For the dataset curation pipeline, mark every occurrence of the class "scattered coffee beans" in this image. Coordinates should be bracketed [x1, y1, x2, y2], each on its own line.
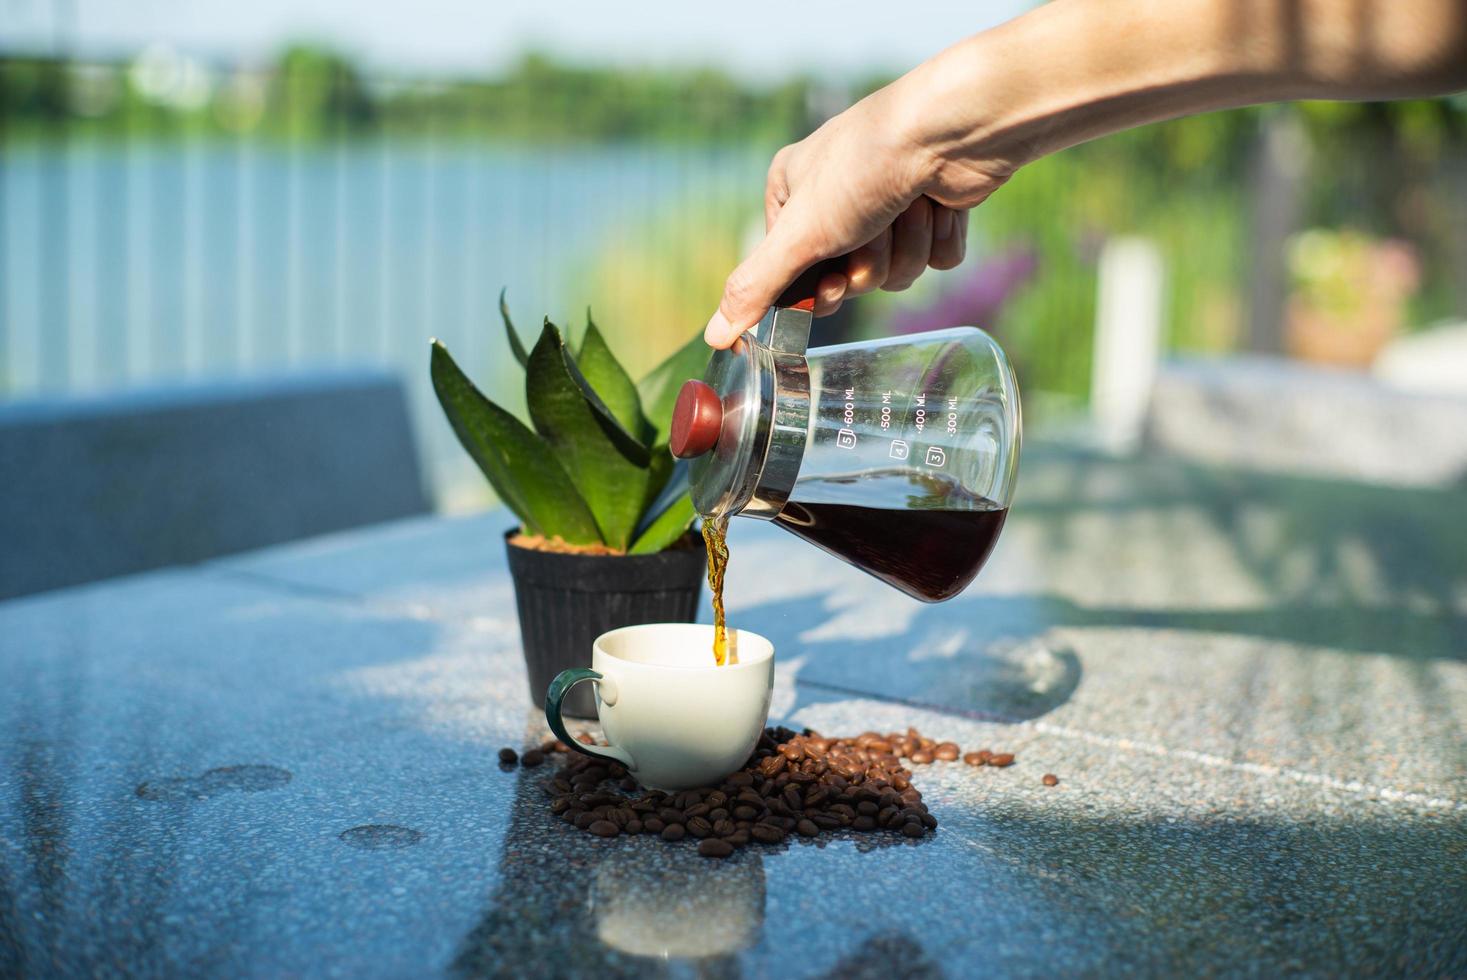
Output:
[521, 749, 545, 768]
[497, 747, 518, 765]
[1042, 773, 1059, 786]
[531, 725, 1021, 858]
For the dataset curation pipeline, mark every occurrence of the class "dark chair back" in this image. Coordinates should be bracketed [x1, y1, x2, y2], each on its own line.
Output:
[0, 369, 429, 599]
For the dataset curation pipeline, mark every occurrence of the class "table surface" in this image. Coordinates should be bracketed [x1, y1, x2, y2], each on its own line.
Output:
[3, 448, 1464, 977]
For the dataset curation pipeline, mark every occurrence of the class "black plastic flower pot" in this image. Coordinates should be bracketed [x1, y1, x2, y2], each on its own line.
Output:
[504, 529, 706, 718]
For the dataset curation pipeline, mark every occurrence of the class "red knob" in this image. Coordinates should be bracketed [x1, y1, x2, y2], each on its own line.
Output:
[669, 380, 723, 458]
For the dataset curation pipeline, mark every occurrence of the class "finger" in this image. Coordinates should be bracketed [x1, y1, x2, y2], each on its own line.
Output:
[812, 271, 848, 317]
[928, 205, 966, 271]
[884, 198, 933, 292]
[844, 227, 892, 297]
[705, 208, 823, 348]
[764, 146, 792, 232]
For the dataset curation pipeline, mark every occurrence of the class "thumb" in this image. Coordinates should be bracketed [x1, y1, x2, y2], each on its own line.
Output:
[705, 209, 827, 348]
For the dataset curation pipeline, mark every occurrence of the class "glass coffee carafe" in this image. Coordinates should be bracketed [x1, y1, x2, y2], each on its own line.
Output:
[670, 268, 1021, 602]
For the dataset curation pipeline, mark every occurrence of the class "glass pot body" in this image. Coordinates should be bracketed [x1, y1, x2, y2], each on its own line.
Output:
[681, 325, 1021, 602]
[773, 327, 1020, 601]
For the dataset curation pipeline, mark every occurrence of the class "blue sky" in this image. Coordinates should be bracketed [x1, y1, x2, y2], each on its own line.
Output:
[1, 0, 1032, 80]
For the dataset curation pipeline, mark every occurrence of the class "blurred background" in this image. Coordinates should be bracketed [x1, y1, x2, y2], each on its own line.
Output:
[4, 0, 1466, 513]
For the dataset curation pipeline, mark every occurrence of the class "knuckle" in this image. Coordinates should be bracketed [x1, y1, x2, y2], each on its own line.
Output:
[722, 267, 760, 311]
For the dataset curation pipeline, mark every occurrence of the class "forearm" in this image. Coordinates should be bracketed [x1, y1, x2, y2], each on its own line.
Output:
[903, 0, 1467, 191]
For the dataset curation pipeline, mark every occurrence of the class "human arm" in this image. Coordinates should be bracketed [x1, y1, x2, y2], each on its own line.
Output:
[705, 0, 1467, 347]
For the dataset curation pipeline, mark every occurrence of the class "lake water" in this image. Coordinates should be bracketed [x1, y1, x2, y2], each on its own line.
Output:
[0, 139, 769, 500]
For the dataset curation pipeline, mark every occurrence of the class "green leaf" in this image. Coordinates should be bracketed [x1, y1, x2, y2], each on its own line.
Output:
[628, 452, 697, 554]
[500, 288, 529, 368]
[577, 311, 653, 444]
[637, 329, 713, 444]
[558, 327, 652, 467]
[526, 322, 655, 551]
[430, 340, 601, 544]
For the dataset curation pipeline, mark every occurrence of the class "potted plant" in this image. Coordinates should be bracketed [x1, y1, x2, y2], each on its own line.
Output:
[1285, 228, 1421, 368]
[431, 293, 710, 717]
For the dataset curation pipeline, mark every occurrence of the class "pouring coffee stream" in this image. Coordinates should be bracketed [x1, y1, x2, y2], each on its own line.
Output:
[672, 260, 1023, 660]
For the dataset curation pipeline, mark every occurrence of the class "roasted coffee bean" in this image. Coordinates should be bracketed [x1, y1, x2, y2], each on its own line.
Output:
[962, 751, 987, 766]
[699, 838, 734, 858]
[498, 747, 518, 765]
[990, 753, 1016, 768]
[521, 749, 546, 768]
[751, 823, 784, 844]
[576, 733, 595, 745]
[1042, 773, 1059, 786]
[588, 820, 619, 837]
[535, 724, 960, 853]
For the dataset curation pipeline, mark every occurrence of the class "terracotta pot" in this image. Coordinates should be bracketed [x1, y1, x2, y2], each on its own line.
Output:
[1285, 299, 1402, 368]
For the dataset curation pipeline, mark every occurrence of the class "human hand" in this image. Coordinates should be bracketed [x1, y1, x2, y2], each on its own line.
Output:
[703, 60, 1022, 348]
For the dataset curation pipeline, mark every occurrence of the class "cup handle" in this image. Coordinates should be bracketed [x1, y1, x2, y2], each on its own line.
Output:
[544, 668, 636, 769]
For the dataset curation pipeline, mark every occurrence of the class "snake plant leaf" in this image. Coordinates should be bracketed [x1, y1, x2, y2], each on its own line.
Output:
[577, 311, 653, 445]
[430, 340, 601, 544]
[628, 452, 696, 554]
[527, 322, 655, 550]
[500, 288, 529, 368]
[637, 329, 713, 444]
[557, 329, 652, 467]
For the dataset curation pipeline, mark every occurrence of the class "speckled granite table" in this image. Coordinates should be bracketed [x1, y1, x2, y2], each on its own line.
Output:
[3, 449, 1464, 977]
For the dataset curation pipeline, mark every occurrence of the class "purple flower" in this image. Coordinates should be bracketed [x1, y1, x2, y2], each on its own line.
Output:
[891, 248, 1039, 336]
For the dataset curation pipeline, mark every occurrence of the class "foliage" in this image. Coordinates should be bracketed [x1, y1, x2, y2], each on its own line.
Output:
[0, 49, 814, 145]
[431, 295, 710, 553]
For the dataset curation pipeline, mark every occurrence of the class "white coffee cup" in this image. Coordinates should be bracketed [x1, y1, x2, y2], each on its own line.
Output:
[544, 623, 774, 791]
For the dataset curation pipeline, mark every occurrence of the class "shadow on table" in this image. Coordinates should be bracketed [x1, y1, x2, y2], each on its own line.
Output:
[950, 804, 1467, 976]
[1021, 450, 1467, 626]
[733, 584, 1464, 730]
[449, 737, 1467, 977]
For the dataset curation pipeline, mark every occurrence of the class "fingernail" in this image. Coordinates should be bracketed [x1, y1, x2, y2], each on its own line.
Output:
[704, 310, 734, 347]
[933, 209, 954, 241]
